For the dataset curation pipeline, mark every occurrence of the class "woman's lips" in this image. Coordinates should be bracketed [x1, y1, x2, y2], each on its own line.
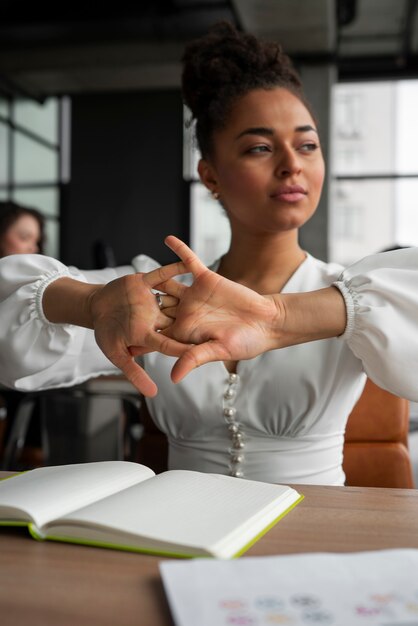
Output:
[274, 191, 306, 202]
[271, 186, 307, 203]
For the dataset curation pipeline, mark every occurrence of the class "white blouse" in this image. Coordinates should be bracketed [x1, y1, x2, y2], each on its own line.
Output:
[1, 247, 418, 485]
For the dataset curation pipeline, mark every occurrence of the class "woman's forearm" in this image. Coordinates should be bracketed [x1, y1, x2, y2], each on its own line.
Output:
[42, 277, 102, 328]
[272, 286, 347, 348]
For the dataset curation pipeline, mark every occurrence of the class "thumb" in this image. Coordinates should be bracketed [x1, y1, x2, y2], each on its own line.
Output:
[171, 341, 231, 382]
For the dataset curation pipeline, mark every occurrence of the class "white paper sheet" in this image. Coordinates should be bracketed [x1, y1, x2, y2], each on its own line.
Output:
[160, 549, 418, 626]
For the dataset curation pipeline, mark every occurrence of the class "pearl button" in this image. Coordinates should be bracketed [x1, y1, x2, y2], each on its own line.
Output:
[223, 408, 236, 418]
[224, 389, 235, 399]
[230, 469, 243, 478]
[228, 373, 238, 383]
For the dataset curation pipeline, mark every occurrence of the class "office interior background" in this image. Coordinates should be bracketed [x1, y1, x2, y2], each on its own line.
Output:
[2, 0, 418, 268]
[1, 0, 418, 479]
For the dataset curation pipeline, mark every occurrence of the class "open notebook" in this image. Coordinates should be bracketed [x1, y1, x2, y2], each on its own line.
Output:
[0, 461, 302, 558]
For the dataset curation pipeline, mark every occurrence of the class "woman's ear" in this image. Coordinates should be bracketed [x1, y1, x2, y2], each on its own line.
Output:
[198, 159, 219, 196]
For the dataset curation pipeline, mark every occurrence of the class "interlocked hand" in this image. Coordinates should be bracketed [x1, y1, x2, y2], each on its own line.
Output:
[158, 236, 282, 382]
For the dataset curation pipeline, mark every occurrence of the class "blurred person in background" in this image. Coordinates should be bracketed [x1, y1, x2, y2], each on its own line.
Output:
[0, 201, 45, 467]
[0, 201, 45, 256]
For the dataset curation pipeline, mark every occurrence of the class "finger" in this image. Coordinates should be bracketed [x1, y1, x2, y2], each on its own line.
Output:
[116, 331, 190, 395]
[164, 236, 207, 278]
[128, 345, 152, 357]
[171, 341, 232, 382]
[127, 329, 190, 358]
[145, 329, 191, 357]
[113, 353, 158, 397]
[153, 277, 187, 299]
[143, 261, 187, 289]
[157, 294, 178, 309]
[156, 312, 175, 330]
[151, 293, 178, 314]
[161, 305, 176, 319]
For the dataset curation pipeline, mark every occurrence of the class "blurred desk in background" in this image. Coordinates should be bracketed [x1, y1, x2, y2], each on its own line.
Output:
[1, 376, 141, 471]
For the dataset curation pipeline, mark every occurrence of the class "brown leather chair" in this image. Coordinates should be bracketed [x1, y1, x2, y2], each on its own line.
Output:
[343, 379, 415, 488]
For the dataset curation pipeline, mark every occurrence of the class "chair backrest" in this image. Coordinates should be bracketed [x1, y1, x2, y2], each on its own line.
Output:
[343, 379, 415, 488]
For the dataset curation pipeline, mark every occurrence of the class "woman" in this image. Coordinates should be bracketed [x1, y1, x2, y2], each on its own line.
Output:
[0, 201, 45, 256]
[0, 201, 45, 465]
[0, 201, 45, 257]
[1, 23, 418, 484]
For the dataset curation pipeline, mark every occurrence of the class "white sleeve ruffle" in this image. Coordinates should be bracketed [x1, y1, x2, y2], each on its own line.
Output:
[334, 247, 418, 400]
[0, 254, 141, 391]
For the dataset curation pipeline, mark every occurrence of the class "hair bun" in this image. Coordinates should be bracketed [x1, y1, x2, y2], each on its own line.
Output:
[181, 21, 307, 157]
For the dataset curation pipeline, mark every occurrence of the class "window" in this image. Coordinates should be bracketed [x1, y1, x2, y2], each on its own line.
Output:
[183, 107, 231, 266]
[0, 97, 71, 258]
[190, 182, 231, 266]
[330, 80, 418, 265]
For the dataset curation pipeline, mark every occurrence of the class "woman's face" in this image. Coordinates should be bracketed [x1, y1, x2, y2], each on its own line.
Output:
[0, 214, 41, 256]
[199, 87, 325, 236]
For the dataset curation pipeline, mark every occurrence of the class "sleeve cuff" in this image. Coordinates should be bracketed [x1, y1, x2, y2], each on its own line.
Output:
[35, 268, 80, 324]
[332, 280, 357, 342]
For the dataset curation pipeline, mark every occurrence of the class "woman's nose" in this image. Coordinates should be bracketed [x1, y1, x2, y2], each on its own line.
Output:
[275, 147, 302, 178]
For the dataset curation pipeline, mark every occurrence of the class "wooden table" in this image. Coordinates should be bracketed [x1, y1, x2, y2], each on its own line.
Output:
[1, 480, 418, 626]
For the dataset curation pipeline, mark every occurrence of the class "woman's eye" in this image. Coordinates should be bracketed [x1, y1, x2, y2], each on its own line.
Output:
[299, 142, 319, 152]
[247, 144, 271, 154]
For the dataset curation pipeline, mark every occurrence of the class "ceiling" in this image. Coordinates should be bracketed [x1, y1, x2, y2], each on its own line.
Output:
[0, 0, 418, 102]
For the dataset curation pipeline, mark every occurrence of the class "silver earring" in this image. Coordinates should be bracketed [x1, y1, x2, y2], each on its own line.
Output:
[212, 190, 220, 200]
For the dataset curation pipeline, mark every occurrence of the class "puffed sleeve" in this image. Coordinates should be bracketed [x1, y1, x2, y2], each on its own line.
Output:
[334, 247, 418, 400]
[0, 253, 149, 391]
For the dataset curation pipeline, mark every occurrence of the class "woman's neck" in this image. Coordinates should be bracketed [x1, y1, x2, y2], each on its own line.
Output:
[217, 231, 306, 294]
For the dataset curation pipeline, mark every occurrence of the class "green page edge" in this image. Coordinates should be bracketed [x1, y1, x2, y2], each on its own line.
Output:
[233, 492, 304, 558]
[0, 472, 27, 482]
[0, 491, 304, 559]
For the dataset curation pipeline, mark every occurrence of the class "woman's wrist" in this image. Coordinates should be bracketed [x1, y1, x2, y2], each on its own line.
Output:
[270, 286, 347, 348]
[42, 277, 103, 328]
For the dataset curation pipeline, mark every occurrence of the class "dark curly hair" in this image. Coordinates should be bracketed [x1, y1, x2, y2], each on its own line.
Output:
[182, 21, 312, 159]
[0, 200, 45, 255]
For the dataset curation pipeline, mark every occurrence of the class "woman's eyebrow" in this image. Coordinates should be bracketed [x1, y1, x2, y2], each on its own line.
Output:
[235, 124, 317, 140]
[296, 124, 318, 133]
[235, 127, 274, 140]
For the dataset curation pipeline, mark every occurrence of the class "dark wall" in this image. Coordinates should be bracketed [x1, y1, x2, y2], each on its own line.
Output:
[61, 90, 189, 269]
